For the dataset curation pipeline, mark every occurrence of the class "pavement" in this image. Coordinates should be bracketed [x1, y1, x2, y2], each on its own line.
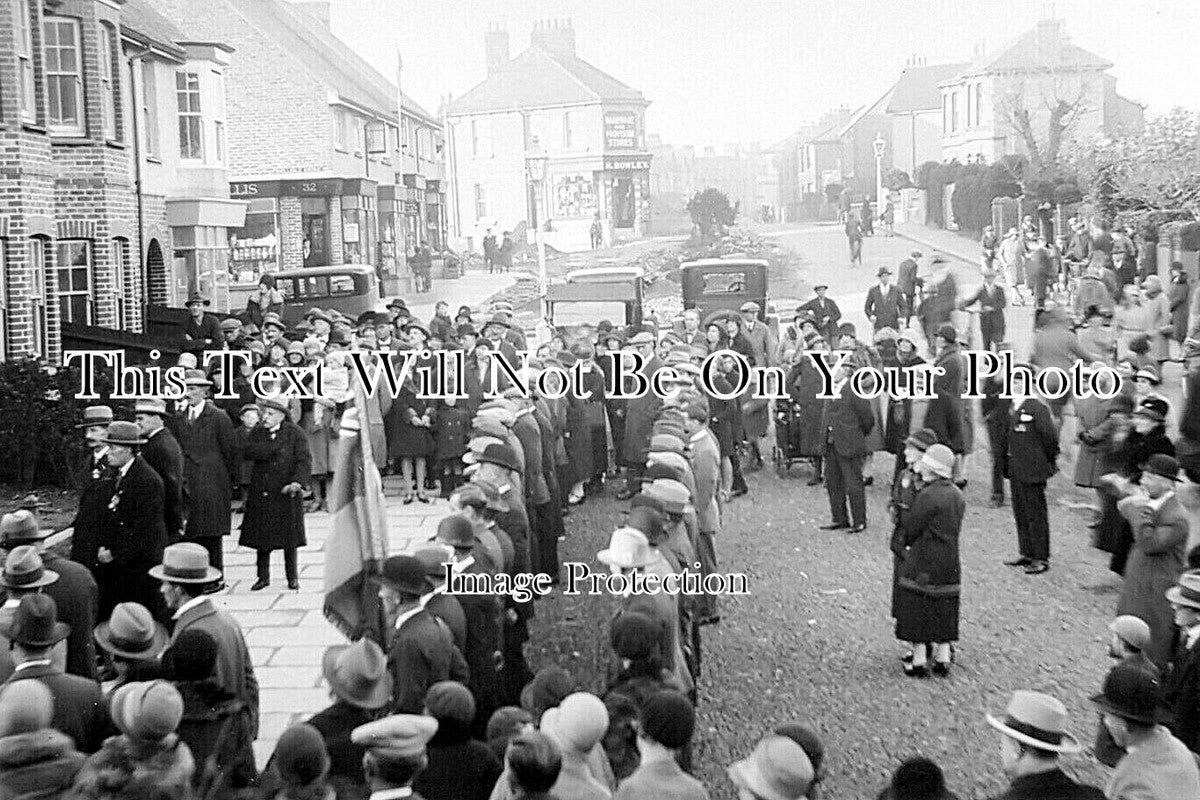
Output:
[219, 479, 443, 767]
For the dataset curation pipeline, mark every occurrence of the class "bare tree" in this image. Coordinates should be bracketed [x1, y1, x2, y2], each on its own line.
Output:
[995, 66, 1092, 179]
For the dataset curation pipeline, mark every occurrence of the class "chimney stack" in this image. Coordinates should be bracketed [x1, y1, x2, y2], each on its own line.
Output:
[485, 24, 510, 76]
[531, 18, 577, 58]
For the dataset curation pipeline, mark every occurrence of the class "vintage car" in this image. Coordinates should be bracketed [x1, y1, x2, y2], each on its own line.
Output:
[679, 256, 773, 327]
[544, 266, 645, 335]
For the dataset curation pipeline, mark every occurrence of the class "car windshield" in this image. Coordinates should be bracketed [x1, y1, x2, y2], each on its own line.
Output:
[701, 271, 748, 294]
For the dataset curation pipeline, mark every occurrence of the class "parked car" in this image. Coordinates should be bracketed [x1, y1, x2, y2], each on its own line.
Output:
[679, 256, 772, 326]
[545, 266, 646, 336]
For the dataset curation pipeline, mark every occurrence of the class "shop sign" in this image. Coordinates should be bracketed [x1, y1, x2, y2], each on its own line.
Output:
[366, 122, 387, 155]
[604, 112, 639, 150]
[603, 155, 652, 172]
[344, 222, 360, 244]
[229, 178, 344, 198]
[403, 201, 421, 215]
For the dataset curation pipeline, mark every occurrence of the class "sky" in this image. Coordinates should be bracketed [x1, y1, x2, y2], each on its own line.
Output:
[328, 0, 1199, 148]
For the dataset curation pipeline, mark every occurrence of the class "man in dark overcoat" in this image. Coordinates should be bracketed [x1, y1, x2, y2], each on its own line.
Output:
[897, 252, 922, 327]
[180, 292, 222, 354]
[69, 405, 115, 570]
[618, 332, 663, 499]
[799, 285, 841, 344]
[1165, 571, 1200, 754]
[981, 342, 1014, 509]
[239, 397, 310, 591]
[960, 267, 1007, 351]
[94, 421, 168, 622]
[176, 369, 239, 580]
[864, 267, 907, 332]
[1, 511, 98, 679]
[134, 397, 184, 542]
[819, 363, 874, 533]
[924, 324, 965, 466]
[1000, 382, 1059, 575]
[434, 515, 505, 736]
[377, 555, 469, 714]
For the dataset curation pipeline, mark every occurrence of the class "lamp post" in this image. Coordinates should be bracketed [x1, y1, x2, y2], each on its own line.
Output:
[526, 148, 549, 312]
[872, 133, 886, 226]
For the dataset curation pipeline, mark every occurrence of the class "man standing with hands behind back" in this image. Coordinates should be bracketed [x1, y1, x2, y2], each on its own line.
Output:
[1001, 374, 1059, 576]
[819, 363, 874, 534]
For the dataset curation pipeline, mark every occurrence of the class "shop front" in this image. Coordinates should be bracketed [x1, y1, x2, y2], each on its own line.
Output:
[599, 154, 651, 236]
[227, 176, 378, 308]
[165, 197, 247, 309]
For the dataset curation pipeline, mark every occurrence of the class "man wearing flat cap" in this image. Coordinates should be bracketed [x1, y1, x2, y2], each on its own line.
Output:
[739, 301, 778, 368]
[352, 713, 438, 799]
[1093, 615, 1160, 767]
[378, 555, 469, 714]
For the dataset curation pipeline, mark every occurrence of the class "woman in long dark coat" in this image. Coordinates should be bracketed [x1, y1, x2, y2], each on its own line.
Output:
[787, 334, 830, 485]
[240, 397, 310, 591]
[894, 444, 965, 678]
[889, 429, 934, 629]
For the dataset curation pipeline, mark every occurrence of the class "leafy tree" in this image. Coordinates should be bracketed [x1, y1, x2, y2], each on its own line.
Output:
[884, 168, 913, 191]
[1067, 108, 1200, 221]
[686, 188, 738, 239]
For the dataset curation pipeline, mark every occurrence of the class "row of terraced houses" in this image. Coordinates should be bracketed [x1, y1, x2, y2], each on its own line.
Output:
[0, 0, 446, 362]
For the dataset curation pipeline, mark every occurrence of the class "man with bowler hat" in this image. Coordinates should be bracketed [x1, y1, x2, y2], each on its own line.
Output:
[984, 690, 1103, 799]
[1092, 662, 1200, 797]
[134, 397, 184, 542]
[1, 510, 97, 680]
[69, 405, 116, 571]
[95, 420, 168, 621]
[152, 542, 259, 739]
[3, 594, 111, 753]
[378, 555, 468, 714]
[1093, 615, 1159, 767]
[175, 369, 239, 583]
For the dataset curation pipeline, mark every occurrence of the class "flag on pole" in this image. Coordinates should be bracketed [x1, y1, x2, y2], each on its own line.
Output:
[323, 382, 389, 643]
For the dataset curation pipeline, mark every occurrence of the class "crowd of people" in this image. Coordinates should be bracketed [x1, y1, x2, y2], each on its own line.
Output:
[3, 209, 1200, 798]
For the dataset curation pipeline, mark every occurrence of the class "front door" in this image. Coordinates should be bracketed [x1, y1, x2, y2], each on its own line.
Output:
[612, 178, 635, 229]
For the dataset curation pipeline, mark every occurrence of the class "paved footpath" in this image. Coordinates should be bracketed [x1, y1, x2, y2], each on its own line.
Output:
[219, 476, 445, 767]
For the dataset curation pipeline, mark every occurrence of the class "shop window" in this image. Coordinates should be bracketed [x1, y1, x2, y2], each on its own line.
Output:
[141, 61, 159, 156]
[44, 16, 84, 135]
[176, 71, 203, 160]
[16, 0, 36, 122]
[99, 23, 119, 140]
[341, 194, 376, 266]
[173, 226, 228, 301]
[56, 240, 93, 325]
[28, 238, 48, 358]
[229, 197, 280, 285]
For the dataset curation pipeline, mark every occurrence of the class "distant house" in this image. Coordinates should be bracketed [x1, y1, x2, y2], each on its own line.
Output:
[886, 62, 969, 177]
[446, 20, 651, 252]
[797, 94, 892, 202]
[939, 18, 1143, 165]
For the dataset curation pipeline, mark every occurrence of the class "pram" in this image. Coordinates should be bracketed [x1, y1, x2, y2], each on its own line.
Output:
[771, 398, 821, 477]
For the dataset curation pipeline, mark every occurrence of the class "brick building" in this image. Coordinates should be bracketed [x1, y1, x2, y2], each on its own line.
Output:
[446, 20, 651, 253]
[149, 0, 446, 302]
[0, 0, 241, 361]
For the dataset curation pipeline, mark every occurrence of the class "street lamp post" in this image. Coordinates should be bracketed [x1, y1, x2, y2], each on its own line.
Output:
[526, 148, 549, 313]
[873, 134, 886, 227]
